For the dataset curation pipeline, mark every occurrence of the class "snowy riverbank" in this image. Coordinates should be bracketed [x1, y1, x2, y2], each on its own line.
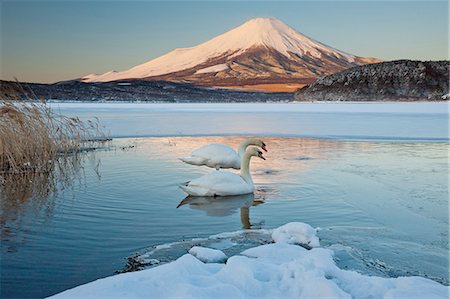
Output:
[49, 222, 448, 299]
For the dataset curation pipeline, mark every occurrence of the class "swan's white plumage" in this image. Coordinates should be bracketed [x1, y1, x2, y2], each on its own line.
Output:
[179, 156, 208, 166]
[180, 171, 253, 197]
[183, 143, 240, 169]
[180, 138, 265, 170]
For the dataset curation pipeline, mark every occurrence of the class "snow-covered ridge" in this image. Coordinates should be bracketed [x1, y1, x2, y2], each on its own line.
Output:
[82, 18, 358, 83]
[48, 222, 449, 299]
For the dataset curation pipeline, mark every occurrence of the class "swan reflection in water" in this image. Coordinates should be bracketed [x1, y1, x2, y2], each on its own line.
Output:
[177, 193, 264, 229]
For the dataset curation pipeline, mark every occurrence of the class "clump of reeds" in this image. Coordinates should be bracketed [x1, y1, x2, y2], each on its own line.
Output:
[0, 81, 108, 201]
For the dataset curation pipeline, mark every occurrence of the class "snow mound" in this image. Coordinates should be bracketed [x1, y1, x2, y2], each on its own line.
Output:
[272, 222, 320, 248]
[48, 222, 449, 299]
[189, 246, 227, 263]
[195, 64, 229, 74]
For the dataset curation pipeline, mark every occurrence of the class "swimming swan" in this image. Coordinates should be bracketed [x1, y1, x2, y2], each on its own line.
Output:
[180, 138, 267, 170]
[180, 147, 265, 197]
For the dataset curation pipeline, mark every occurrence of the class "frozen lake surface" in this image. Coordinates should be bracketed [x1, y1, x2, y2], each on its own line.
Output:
[1, 103, 448, 298]
[49, 102, 448, 141]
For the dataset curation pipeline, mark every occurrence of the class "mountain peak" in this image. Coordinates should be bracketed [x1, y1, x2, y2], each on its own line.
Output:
[225, 17, 294, 44]
[218, 17, 336, 58]
[241, 17, 281, 26]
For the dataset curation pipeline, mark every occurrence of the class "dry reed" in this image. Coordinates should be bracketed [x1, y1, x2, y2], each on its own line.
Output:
[0, 80, 108, 202]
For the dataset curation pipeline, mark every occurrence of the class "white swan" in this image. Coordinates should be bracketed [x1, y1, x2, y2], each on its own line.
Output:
[180, 138, 267, 170]
[180, 147, 266, 197]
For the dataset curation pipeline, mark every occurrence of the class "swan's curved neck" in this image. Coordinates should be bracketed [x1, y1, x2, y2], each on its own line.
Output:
[240, 152, 254, 186]
[237, 139, 252, 158]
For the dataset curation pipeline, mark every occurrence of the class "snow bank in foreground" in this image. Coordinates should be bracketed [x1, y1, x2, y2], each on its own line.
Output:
[49, 222, 448, 299]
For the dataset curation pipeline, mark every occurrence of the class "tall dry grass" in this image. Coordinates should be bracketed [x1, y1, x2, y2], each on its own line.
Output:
[0, 81, 108, 202]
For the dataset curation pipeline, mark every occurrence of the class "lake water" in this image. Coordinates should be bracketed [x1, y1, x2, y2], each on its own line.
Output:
[1, 103, 449, 298]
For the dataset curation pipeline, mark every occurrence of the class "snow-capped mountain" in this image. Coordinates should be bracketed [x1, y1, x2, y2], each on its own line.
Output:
[82, 18, 380, 90]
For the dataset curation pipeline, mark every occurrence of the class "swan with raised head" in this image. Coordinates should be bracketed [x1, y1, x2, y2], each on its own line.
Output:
[180, 147, 265, 197]
[180, 138, 267, 170]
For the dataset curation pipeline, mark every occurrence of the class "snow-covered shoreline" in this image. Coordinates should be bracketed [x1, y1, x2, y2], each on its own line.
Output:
[48, 222, 449, 299]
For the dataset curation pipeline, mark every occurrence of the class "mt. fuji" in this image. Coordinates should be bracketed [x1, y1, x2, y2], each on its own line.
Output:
[81, 18, 380, 91]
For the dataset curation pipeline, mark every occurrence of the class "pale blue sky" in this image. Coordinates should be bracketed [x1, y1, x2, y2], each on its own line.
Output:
[1, 1, 448, 83]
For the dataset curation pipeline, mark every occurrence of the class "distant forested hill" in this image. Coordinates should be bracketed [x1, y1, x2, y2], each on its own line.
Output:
[294, 60, 449, 102]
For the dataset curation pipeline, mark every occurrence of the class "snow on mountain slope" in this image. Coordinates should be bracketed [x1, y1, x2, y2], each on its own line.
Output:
[195, 64, 229, 74]
[82, 18, 380, 85]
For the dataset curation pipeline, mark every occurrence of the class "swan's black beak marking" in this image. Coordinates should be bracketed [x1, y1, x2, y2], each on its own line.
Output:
[261, 143, 267, 152]
[258, 151, 266, 160]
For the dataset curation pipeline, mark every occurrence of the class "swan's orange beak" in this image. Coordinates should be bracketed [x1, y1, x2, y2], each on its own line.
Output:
[258, 152, 266, 160]
[261, 145, 267, 152]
